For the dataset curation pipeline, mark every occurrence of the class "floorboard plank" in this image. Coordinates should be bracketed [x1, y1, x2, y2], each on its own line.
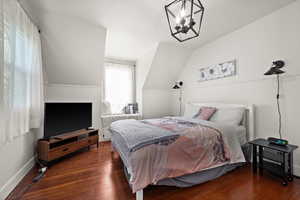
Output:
[6, 142, 300, 200]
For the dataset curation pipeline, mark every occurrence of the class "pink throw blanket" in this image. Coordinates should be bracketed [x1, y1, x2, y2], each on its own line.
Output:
[114, 118, 237, 193]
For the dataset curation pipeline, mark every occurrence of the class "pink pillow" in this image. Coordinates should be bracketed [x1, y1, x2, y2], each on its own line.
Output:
[194, 107, 217, 120]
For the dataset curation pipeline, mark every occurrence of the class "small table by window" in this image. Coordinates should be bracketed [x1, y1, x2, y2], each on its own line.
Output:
[249, 138, 298, 186]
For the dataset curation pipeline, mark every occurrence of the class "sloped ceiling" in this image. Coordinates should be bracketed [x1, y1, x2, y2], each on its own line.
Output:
[143, 43, 192, 90]
[20, 1, 107, 85]
[20, 0, 295, 60]
[136, 45, 159, 94]
[20, 0, 296, 87]
[41, 14, 107, 85]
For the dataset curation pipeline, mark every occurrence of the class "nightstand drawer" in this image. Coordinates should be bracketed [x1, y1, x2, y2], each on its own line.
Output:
[263, 148, 284, 163]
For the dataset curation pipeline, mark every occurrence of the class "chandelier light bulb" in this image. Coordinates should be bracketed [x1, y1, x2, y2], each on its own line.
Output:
[180, 8, 186, 18]
[175, 16, 181, 24]
[180, 17, 186, 26]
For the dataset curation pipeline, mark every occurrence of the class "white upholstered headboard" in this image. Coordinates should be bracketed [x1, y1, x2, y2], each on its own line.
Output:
[186, 102, 255, 142]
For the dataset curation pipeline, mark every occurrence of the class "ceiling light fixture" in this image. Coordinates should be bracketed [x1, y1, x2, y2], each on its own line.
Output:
[165, 0, 204, 42]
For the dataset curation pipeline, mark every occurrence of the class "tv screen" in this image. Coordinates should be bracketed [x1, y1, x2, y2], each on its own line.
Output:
[44, 102, 92, 138]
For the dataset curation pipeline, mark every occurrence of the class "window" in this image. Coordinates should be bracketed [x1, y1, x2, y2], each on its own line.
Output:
[0, 0, 43, 145]
[104, 60, 136, 114]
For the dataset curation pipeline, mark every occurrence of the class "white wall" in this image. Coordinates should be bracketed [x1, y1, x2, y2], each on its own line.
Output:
[137, 43, 191, 118]
[0, 131, 39, 199]
[45, 84, 101, 131]
[40, 13, 106, 86]
[41, 13, 106, 137]
[143, 43, 192, 90]
[136, 45, 158, 115]
[173, 0, 300, 175]
[142, 89, 172, 119]
[0, 10, 107, 199]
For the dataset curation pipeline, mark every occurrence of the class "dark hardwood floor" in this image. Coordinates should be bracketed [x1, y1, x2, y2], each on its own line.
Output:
[6, 142, 300, 200]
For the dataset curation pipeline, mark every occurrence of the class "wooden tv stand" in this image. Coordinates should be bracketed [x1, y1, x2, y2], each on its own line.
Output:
[38, 129, 99, 164]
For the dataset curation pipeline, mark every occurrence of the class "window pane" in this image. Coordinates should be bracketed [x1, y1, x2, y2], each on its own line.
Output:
[104, 63, 134, 114]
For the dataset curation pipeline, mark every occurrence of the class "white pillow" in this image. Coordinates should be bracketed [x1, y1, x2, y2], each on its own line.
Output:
[183, 103, 201, 118]
[210, 107, 245, 126]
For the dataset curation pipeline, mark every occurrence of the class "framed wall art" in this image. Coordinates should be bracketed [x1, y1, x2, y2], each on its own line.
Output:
[198, 60, 236, 82]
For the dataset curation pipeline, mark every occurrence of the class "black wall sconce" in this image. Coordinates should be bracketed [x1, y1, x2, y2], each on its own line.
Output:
[172, 81, 183, 115]
[264, 60, 286, 139]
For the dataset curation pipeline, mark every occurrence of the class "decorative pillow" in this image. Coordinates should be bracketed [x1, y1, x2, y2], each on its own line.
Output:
[194, 107, 217, 120]
[210, 107, 245, 126]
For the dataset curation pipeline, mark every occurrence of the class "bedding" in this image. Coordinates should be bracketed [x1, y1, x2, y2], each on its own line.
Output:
[131, 161, 245, 188]
[110, 117, 245, 193]
[110, 119, 179, 152]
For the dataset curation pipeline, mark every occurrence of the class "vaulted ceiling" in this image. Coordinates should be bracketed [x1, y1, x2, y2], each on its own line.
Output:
[21, 0, 295, 60]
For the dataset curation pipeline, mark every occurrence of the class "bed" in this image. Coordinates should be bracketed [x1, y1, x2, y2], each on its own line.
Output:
[110, 103, 255, 200]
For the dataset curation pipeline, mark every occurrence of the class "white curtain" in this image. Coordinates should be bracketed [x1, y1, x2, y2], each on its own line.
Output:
[0, 0, 44, 145]
[104, 62, 135, 114]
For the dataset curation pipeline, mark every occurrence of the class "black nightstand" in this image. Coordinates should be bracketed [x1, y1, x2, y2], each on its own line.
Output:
[249, 138, 298, 186]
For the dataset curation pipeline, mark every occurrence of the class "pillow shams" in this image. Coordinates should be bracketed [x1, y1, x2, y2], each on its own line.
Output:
[210, 107, 245, 126]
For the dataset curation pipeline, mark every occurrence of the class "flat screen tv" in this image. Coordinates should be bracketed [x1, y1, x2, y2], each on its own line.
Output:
[44, 102, 92, 139]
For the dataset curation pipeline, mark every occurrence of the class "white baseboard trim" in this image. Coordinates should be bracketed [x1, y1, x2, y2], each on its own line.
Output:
[0, 157, 35, 200]
[294, 164, 300, 177]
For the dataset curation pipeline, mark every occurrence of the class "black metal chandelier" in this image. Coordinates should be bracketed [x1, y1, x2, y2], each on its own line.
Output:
[165, 0, 204, 42]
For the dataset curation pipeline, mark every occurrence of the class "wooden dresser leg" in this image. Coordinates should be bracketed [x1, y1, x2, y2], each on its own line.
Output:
[136, 189, 143, 200]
